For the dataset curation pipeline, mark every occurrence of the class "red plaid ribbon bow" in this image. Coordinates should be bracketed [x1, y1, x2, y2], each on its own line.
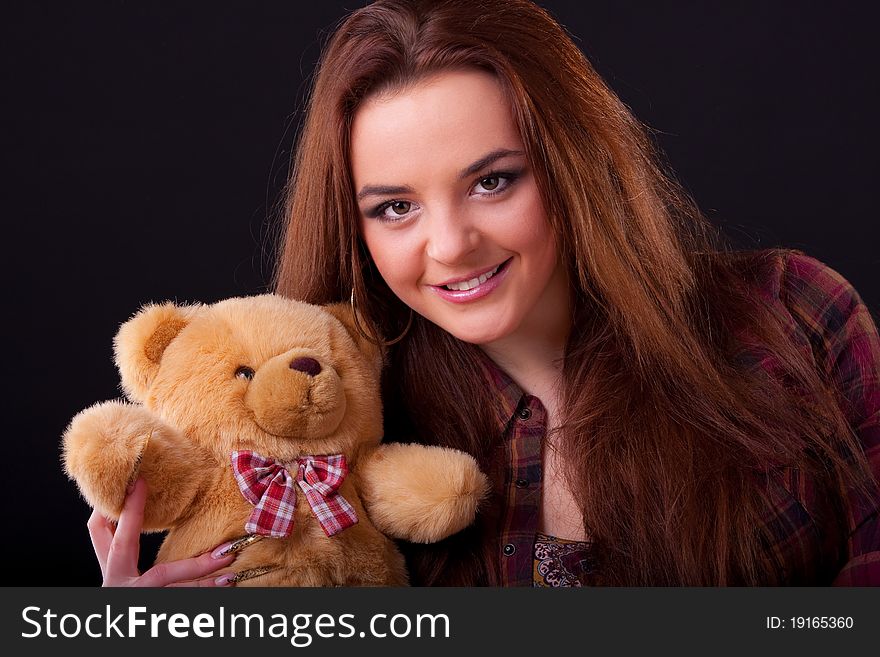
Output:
[231, 450, 358, 538]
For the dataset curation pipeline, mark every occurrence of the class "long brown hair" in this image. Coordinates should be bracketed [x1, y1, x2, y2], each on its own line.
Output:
[274, 0, 877, 585]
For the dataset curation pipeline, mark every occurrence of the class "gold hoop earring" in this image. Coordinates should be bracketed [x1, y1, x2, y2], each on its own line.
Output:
[350, 289, 413, 346]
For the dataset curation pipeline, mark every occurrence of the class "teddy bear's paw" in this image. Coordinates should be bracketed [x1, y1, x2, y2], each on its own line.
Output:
[62, 400, 158, 518]
[359, 443, 490, 543]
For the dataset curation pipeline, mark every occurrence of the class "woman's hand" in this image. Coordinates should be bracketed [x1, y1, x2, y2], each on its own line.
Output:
[87, 478, 237, 587]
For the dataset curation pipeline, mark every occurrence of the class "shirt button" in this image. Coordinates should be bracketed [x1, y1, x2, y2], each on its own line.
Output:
[502, 543, 516, 556]
[515, 478, 529, 488]
[518, 407, 532, 421]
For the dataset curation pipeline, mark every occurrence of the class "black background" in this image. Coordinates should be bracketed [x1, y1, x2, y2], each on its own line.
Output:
[3, 2, 877, 585]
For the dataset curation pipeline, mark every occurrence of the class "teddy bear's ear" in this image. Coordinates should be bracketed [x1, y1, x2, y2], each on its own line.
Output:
[113, 302, 199, 402]
[323, 302, 385, 380]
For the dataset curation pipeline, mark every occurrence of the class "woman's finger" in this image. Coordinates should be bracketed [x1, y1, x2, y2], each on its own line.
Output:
[137, 551, 236, 588]
[86, 510, 115, 580]
[104, 478, 147, 583]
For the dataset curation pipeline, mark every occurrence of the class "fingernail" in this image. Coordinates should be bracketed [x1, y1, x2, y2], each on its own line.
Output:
[211, 534, 263, 559]
[214, 572, 237, 586]
[218, 566, 277, 585]
[211, 543, 235, 559]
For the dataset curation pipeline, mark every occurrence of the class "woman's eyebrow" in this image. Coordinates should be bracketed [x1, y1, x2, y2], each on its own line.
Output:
[356, 183, 414, 202]
[458, 148, 525, 179]
[356, 148, 525, 202]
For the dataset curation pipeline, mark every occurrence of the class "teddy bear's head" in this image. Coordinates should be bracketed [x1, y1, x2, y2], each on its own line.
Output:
[113, 295, 385, 463]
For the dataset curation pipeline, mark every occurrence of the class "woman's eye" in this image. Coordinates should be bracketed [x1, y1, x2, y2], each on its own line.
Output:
[473, 170, 519, 196]
[479, 176, 500, 191]
[389, 201, 411, 215]
[370, 199, 417, 222]
[235, 366, 255, 380]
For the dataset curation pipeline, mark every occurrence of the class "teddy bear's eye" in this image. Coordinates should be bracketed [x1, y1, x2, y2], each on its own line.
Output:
[234, 366, 255, 380]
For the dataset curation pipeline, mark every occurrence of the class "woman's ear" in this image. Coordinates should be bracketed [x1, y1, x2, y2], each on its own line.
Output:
[323, 302, 386, 380]
[113, 302, 199, 402]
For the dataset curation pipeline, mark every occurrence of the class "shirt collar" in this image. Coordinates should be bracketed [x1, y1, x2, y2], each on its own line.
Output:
[475, 349, 525, 434]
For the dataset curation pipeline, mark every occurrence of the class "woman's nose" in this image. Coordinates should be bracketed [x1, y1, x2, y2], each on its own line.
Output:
[424, 208, 479, 265]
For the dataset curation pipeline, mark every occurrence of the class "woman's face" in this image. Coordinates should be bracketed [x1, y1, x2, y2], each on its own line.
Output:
[351, 68, 569, 348]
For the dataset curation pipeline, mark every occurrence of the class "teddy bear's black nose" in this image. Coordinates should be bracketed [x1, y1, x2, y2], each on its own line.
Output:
[289, 357, 322, 377]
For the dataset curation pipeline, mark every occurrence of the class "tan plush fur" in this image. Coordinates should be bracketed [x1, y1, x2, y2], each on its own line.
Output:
[358, 443, 490, 543]
[62, 295, 488, 586]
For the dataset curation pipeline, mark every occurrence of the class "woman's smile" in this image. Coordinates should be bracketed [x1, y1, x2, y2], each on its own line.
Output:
[428, 257, 513, 303]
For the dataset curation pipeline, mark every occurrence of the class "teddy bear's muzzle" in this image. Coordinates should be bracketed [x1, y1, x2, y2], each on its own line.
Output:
[244, 352, 347, 440]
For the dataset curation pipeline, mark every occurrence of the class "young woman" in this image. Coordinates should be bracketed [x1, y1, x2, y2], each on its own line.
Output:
[90, 0, 879, 586]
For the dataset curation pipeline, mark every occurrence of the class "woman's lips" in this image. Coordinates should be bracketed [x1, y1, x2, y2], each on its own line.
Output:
[428, 258, 512, 303]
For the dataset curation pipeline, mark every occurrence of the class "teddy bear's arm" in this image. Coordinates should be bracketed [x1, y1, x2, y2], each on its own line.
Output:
[357, 443, 490, 543]
[63, 400, 212, 530]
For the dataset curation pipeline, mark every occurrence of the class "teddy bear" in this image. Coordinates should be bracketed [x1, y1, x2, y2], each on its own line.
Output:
[62, 294, 488, 586]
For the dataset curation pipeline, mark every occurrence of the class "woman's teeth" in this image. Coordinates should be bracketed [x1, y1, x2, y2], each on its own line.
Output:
[444, 264, 501, 291]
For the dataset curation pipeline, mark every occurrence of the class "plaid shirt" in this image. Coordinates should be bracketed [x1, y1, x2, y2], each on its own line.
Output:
[478, 250, 879, 586]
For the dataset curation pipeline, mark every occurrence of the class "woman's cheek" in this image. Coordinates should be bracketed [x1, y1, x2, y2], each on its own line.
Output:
[366, 233, 423, 300]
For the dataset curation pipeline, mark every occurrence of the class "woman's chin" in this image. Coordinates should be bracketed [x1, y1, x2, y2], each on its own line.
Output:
[416, 302, 516, 346]
[442, 322, 512, 347]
